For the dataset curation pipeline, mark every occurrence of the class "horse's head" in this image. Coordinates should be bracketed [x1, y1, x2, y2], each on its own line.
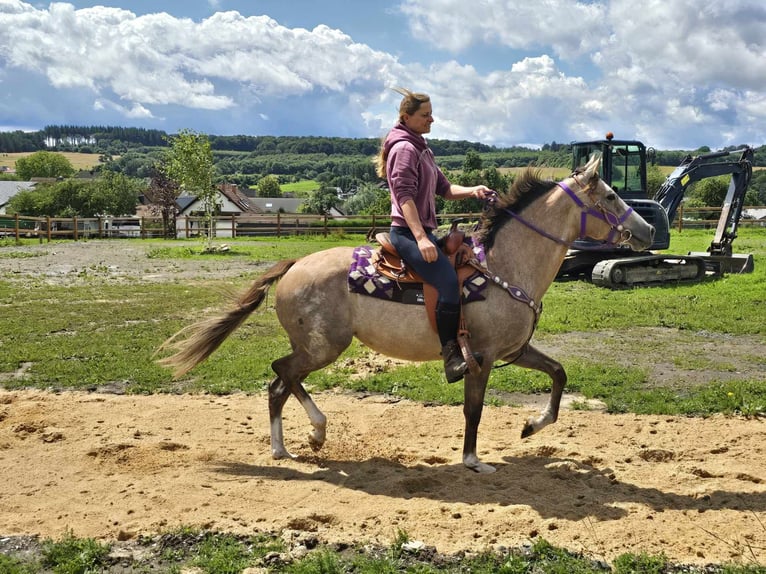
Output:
[562, 153, 655, 251]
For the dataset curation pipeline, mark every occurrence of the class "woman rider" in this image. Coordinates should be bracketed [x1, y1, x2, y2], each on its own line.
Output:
[374, 87, 490, 383]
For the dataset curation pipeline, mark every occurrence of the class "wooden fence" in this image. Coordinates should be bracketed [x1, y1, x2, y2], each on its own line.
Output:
[0, 208, 764, 243]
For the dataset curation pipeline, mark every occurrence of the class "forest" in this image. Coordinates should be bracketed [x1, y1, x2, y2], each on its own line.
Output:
[2, 125, 766, 218]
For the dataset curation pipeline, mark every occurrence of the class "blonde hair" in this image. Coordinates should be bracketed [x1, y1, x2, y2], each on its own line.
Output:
[374, 87, 431, 179]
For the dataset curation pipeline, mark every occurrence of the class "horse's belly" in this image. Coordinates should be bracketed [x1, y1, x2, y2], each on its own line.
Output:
[351, 298, 440, 362]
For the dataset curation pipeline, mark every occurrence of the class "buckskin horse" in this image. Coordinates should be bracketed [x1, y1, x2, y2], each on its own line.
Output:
[158, 154, 654, 473]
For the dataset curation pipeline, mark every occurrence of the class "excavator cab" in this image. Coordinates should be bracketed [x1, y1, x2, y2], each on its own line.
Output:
[573, 136, 647, 199]
[570, 135, 671, 252]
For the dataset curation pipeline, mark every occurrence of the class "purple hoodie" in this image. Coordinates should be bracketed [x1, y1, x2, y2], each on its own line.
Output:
[384, 123, 451, 231]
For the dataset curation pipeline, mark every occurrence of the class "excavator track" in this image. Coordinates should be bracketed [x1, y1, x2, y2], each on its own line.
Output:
[591, 255, 709, 288]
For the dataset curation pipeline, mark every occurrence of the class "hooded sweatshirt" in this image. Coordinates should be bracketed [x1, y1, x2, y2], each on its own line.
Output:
[384, 122, 451, 231]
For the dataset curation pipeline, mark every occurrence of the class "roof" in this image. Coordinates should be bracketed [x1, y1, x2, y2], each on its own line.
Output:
[0, 181, 37, 207]
[248, 197, 306, 213]
[218, 183, 261, 214]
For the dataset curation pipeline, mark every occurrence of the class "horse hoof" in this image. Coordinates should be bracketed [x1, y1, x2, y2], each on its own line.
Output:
[521, 422, 535, 438]
[308, 433, 325, 452]
[463, 454, 496, 474]
[272, 448, 296, 460]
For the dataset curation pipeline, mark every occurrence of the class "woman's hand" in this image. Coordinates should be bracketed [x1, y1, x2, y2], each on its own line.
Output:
[470, 185, 492, 199]
[417, 236, 438, 263]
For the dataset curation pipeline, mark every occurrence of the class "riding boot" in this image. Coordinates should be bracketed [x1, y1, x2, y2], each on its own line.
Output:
[436, 302, 469, 383]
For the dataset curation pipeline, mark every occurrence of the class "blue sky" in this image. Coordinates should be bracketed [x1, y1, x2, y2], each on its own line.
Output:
[1, 0, 765, 150]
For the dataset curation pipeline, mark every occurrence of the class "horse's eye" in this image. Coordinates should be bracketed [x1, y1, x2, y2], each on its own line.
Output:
[606, 193, 617, 201]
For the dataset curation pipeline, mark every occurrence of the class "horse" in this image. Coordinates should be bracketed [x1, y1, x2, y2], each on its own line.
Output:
[158, 153, 655, 474]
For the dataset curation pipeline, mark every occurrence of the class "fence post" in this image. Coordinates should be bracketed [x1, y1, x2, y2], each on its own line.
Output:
[231, 215, 236, 238]
[14, 213, 19, 243]
[277, 212, 281, 238]
[323, 214, 328, 237]
[98, 216, 104, 238]
[678, 204, 683, 233]
[46, 216, 52, 242]
[73, 216, 78, 241]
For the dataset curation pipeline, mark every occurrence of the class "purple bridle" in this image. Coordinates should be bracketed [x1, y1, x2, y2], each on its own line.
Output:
[490, 174, 635, 247]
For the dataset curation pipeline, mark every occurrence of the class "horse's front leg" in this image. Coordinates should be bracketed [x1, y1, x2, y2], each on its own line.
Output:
[510, 344, 567, 438]
[462, 367, 496, 473]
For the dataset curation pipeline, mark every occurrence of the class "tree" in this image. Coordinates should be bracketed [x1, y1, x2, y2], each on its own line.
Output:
[145, 164, 181, 239]
[15, 151, 75, 180]
[646, 164, 667, 198]
[164, 129, 217, 249]
[85, 170, 144, 216]
[687, 177, 729, 207]
[257, 175, 282, 198]
[301, 185, 340, 215]
[463, 149, 482, 172]
[342, 183, 389, 215]
[8, 174, 142, 217]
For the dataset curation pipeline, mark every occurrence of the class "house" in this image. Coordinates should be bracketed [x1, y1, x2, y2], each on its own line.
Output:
[175, 183, 267, 237]
[177, 183, 263, 218]
[0, 181, 36, 215]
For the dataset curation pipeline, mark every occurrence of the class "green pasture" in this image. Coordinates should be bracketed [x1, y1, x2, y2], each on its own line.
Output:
[0, 229, 764, 417]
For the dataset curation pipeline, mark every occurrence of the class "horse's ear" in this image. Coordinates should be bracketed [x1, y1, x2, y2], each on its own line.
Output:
[584, 152, 602, 179]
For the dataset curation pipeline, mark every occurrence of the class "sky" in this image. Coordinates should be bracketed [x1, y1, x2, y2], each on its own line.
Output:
[0, 0, 765, 150]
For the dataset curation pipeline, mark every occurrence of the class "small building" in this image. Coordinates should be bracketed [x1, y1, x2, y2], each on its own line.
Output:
[0, 181, 37, 215]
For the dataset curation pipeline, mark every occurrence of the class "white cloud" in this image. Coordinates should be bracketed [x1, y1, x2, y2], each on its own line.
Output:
[0, 2, 401, 123]
[0, 0, 765, 148]
[398, 0, 607, 57]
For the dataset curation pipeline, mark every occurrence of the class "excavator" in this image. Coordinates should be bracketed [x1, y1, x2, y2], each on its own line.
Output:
[557, 133, 755, 287]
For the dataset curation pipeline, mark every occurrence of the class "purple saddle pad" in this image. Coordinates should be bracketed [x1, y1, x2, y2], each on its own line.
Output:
[347, 239, 488, 305]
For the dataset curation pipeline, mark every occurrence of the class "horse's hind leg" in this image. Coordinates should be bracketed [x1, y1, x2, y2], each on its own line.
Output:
[268, 341, 347, 458]
[510, 344, 567, 438]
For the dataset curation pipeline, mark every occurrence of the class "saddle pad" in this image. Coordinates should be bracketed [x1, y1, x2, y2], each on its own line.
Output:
[347, 241, 488, 305]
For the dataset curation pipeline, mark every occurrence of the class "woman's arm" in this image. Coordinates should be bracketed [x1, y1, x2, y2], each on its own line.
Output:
[444, 184, 492, 201]
[400, 199, 438, 263]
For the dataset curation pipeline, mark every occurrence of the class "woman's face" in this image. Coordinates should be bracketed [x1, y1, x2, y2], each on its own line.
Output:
[403, 101, 433, 135]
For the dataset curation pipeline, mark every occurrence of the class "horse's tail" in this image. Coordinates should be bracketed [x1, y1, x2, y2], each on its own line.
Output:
[157, 258, 298, 378]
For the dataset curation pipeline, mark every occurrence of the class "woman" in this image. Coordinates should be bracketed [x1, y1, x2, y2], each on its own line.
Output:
[374, 88, 491, 383]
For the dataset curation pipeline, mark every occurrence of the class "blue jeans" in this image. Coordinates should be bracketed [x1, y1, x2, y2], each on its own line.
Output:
[389, 226, 460, 305]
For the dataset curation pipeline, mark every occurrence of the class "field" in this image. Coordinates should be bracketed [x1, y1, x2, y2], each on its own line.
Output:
[0, 151, 103, 171]
[0, 231, 765, 572]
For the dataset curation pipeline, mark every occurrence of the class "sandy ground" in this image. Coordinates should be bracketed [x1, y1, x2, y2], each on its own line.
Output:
[1, 389, 766, 566]
[1, 240, 766, 567]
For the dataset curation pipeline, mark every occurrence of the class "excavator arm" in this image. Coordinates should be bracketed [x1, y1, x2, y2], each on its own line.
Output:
[652, 147, 754, 256]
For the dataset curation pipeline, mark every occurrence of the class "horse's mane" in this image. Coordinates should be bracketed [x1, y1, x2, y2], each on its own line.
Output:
[473, 167, 557, 251]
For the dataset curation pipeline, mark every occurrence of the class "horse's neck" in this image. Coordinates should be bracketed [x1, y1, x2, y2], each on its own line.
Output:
[485, 194, 576, 301]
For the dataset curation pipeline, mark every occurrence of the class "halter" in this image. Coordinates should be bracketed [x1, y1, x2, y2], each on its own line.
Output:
[560, 171, 635, 245]
[488, 172, 635, 248]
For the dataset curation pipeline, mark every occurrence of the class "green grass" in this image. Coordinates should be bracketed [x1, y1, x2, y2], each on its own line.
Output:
[40, 530, 111, 574]
[146, 234, 361, 263]
[0, 229, 764, 416]
[278, 179, 320, 196]
[7, 528, 764, 573]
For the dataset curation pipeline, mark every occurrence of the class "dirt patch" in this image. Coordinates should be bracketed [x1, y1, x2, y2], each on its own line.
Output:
[1, 240, 766, 568]
[1, 389, 766, 567]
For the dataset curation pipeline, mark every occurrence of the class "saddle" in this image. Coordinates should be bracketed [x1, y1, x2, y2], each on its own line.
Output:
[372, 222, 483, 375]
